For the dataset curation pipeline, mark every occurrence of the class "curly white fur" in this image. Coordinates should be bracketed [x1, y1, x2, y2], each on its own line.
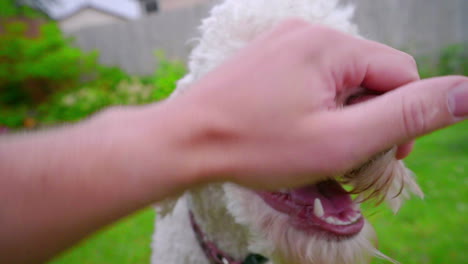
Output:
[152, 1, 423, 264]
[173, 0, 357, 96]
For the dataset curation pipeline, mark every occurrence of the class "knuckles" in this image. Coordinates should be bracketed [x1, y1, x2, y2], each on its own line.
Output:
[271, 19, 347, 57]
[275, 18, 311, 31]
[400, 94, 430, 138]
[274, 18, 344, 42]
[399, 52, 420, 80]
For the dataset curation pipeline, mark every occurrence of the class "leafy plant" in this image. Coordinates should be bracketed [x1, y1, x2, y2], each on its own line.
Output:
[0, 20, 98, 106]
[418, 44, 467, 78]
[0, 48, 186, 128]
[0, 0, 47, 18]
[0, 107, 30, 128]
[36, 53, 186, 125]
[38, 78, 154, 124]
[151, 51, 186, 101]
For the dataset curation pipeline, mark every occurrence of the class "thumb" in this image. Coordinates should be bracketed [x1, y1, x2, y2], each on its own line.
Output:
[329, 76, 468, 164]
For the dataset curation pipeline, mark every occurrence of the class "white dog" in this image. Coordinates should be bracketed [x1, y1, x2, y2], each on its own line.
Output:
[151, 1, 424, 263]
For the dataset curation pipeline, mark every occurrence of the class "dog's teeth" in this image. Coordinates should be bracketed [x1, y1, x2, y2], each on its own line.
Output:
[334, 218, 347, 225]
[348, 212, 361, 223]
[353, 213, 362, 222]
[325, 216, 337, 225]
[313, 199, 361, 225]
[314, 198, 325, 218]
[324, 215, 361, 226]
[326, 217, 344, 225]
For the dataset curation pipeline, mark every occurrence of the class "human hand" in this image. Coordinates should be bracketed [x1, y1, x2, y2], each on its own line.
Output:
[1, 20, 465, 263]
[167, 19, 468, 189]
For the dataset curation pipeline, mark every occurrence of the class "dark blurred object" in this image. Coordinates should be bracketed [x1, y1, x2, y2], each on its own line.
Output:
[139, 0, 159, 14]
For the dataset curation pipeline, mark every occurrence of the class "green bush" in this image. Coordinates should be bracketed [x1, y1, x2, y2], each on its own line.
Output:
[0, 20, 98, 106]
[151, 52, 186, 101]
[38, 78, 153, 124]
[0, 50, 185, 128]
[38, 55, 186, 125]
[95, 66, 131, 90]
[0, 107, 29, 128]
[3, 41, 464, 130]
[0, 0, 46, 18]
[418, 44, 467, 78]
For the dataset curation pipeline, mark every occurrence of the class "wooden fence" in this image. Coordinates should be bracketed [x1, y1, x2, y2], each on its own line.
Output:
[70, 0, 467, 75]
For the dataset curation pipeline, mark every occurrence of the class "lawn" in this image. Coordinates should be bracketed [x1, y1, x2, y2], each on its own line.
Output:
[49, 122, 467, 264]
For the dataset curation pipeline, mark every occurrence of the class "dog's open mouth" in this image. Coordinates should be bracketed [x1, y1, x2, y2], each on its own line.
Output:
[255, 91, 389, 238]
[258, 179, 364, 238]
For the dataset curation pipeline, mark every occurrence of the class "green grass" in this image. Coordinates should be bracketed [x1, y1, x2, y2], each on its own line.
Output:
[369, 121, 468, 264]
[49, 210, 155, 264]
[49, 122, 467, 264]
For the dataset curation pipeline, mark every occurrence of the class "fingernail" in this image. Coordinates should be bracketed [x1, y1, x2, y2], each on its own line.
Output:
[449, 82, 468, 118]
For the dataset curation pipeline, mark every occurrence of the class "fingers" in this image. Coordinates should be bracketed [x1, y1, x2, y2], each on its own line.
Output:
[291, 23, 420, 93]
[395, 141, 415, 160]
[360, 47, 420, 92]
[316, 76, 468, 169]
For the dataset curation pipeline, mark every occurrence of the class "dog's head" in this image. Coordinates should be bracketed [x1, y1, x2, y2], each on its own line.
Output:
[166, 1, 423, 263]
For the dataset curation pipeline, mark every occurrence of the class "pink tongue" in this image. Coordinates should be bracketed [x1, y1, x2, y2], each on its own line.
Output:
[290, 180, 353, 214]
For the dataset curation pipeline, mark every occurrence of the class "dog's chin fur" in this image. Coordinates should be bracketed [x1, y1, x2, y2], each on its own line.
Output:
[223, 184, 379, 264]
[221, 149, 422, 264]
[152, 1, 424, 263]
[154, 148, 422, 264]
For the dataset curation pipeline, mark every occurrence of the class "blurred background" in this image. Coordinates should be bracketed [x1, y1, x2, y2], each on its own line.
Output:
[0, 0, 466, 263]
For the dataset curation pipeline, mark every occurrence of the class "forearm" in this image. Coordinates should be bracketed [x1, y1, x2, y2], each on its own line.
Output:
[0, 103, 205, 264]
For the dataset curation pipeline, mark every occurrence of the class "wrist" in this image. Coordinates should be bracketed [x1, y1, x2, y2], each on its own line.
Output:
[154, 98, 238, 188]
[87, 101, 228, 202]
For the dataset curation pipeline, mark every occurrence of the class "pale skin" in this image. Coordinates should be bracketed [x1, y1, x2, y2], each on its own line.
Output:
[0, 20, 467, 264]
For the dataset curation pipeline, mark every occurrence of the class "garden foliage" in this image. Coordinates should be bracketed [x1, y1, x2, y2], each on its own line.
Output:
[418, 44, 468, 78]
[0, 16, 185, 128]
[0, 0, 47, 18]
[0, 3, 464, 129]
[37, 53, 185, 125]
[0, 21, 97, 106]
